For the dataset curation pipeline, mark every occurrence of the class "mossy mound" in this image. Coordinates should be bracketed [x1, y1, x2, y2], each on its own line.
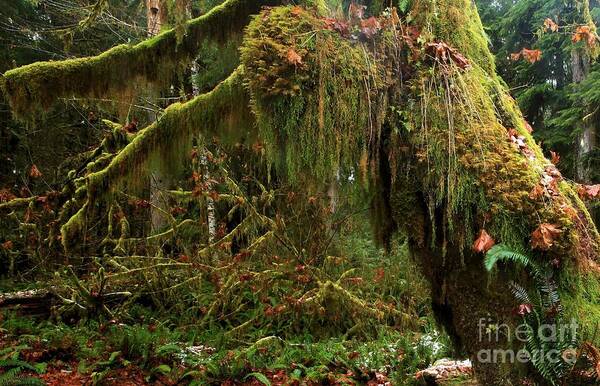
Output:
[241, 5, 391, 183]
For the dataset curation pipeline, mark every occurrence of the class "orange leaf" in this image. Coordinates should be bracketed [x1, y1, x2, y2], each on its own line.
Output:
[286, 48, 303, 66]
[531, 223, 562, 250]
[472, 229, 495, 253]
[529, 184, 545, 200]
[521, 48, 542, 63]
[550, 150, 560, 165]
[29, 164, 42, 178]
[544, 18, 559, 33]
[290, 6, 303, 16]
[572, 25, 596, 47]
[510, 52, 522, 61]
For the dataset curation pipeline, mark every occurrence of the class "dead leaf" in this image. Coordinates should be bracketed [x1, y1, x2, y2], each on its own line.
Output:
[523, 120, 533, 133]
[290, 5, 303, 16]
[531, 223, 563, 250]
[578, 184, 600, 200]
[544, 18, 559, 33]
[360, 17, 381, 39]
[550, 150, 560, 165]
[472, 229, 495, 253]
[529, 184, 546, 200]
[29, 164, 42, 178]
[425, 41, 470, 69]
[1, 240, 13, 250]
[0, 189, 16, 203]
[286, 48, 303, 66]
[348, 2, 365, 19]
[516, 303, 533, 316]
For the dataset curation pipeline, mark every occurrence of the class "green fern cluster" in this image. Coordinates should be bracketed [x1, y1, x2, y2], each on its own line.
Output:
[485, 244, 574, 385]
[0, 359, 44, 386]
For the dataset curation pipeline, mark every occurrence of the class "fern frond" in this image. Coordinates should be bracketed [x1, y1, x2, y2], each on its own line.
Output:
[484, 244, 538, 273]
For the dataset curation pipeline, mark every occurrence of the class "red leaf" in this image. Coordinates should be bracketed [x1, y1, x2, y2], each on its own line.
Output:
[286, 48, 302, 66]
[472, 229, 495, 253]
[531, 223, 563, 250]
[0, 189, 16, 203]
[516, 303, 533, 316]
[29, 164, 42, 178]
[577, 184, 600, 200]
[1, 240, 13, 250]
[360, 17, 381, 39]
[290, 6, 303, 16]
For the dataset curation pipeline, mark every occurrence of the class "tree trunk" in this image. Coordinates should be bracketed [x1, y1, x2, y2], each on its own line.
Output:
[241, 1, 600, 383]
[572, 41, 596, 184]
[146, 0, 170, 234]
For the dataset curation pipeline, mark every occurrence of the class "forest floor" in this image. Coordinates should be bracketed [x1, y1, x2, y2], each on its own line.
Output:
[0, 309, 476, 385]
[1, 226, 476, 385]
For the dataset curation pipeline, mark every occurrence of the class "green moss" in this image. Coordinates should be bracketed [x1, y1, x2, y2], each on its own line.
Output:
[241, 5, 389, 183]
[1, 0, 280, 119]
[409, 0, 496, 75]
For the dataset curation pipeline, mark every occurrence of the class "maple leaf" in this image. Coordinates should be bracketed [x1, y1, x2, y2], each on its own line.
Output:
[0, 189, 16, 203]
[531, 223, 563, 250]
[425, 41, 471, 69]
[286, 48, 302, 66]
[472, 229, 495, 253]
[521, 48, 542, 63]
[1, 240, 13, 250]
[510, 52, 522, 61]
[360, 17, 381, 39]
[529, 184, 545, 200]
[516, 303, 533, 316]
[578, 184, 600, 200]
[560, 203, 578, 221]
[572, 25, 597, 47]
[29, 164, 42, 178]
[544, 18, 559, 33]
[550, 150, 560, 165]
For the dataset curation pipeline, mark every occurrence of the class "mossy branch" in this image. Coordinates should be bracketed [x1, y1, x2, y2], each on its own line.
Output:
[60, 68, 254, 252]
[1, 0, 279, 118]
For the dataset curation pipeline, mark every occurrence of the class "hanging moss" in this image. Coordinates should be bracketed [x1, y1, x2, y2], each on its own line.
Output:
[240, 5, 390, 183]
[60, 69, 252, 250]
[1, 0, 280, 119]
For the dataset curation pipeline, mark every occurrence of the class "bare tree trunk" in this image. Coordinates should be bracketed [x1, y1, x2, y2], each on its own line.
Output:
[146, 0, 170, 234]
[572, 49, 596, 183]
